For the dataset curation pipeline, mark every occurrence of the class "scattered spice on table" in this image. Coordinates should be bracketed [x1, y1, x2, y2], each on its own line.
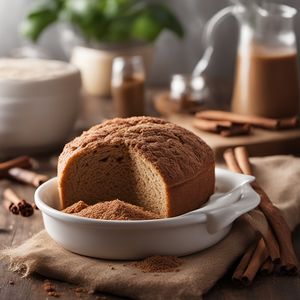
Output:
[132, 255, 184, 273]
[74, 287, 88, 298]
[43, 279, 60, 297]
[75, 287, 88, 293]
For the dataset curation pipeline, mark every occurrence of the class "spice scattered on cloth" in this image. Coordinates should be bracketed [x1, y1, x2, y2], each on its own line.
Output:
[63, 199, 160, 220]
[132, 255, 184, 273]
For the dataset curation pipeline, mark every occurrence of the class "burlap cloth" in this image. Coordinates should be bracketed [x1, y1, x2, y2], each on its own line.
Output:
[1, 156, 300, 299]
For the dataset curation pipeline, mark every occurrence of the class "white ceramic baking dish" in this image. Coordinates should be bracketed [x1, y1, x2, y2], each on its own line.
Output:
[35, 168, 260, 260]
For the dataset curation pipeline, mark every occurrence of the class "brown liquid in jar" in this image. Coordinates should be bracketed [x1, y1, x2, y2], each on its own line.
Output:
[232, 47, 299, 118]
[112, 76, 145, 118]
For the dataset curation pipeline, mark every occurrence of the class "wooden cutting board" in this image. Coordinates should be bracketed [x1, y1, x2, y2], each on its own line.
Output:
[167, 114, 300, 161]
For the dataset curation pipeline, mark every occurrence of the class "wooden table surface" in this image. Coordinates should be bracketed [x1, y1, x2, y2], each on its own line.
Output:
[1, 94, 300, 300]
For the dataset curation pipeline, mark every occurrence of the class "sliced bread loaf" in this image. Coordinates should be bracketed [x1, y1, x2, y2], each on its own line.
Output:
[58, 116, 215, 217]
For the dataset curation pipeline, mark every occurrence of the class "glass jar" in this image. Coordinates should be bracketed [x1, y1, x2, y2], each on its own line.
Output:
[111, 56, 145, 118]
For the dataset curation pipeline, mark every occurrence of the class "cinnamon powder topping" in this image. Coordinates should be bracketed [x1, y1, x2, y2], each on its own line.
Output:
[62, 200, 88, 214]
[63, 199, 160, 220]
[132, 255, 183, 273]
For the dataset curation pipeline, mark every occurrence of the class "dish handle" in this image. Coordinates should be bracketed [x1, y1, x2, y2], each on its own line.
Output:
[204, 184, 260, 234]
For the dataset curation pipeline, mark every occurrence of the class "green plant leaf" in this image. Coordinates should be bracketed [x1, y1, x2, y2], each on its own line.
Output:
[64, 0, 98, 21]
[21, 0, 184, 44]
[130, 3, 184, 42]
[143, 4, 184, 38]
[131, 13, 162, 42]
[102, 17, 132, 42]
[20, 0, 64, 42]
[21, 9, 58, 42]
[100, 0, 136, 18]
[63, 0, 106, 40]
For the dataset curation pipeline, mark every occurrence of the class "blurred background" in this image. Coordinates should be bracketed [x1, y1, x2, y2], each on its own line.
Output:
[1, 0, 300, 87]
[1, 0, 300, 157]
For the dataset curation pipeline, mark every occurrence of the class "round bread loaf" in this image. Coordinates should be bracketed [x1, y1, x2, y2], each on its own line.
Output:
[58, 116, 215, 217]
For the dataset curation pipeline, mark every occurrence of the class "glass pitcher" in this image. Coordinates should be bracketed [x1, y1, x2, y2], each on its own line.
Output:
[193, 0, 299, 118]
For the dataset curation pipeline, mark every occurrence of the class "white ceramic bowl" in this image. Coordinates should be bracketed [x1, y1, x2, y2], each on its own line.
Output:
[0, 58, 81, 156]
[35, 168, 260, 260]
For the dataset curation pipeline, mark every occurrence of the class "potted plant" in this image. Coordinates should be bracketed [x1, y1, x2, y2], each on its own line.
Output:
[22, 0, 184, 96]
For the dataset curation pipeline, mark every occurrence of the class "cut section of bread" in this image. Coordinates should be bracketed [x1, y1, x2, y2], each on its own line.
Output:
[58, 116, 215, 217]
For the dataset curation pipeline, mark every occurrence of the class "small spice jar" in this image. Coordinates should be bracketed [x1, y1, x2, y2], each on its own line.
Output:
[111, 56, 145, 118]
[170, 74, 208, 105]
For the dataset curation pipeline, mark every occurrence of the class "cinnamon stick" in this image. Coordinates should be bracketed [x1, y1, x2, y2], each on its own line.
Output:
[196, 110, 278, 129]
[232, 241, 257, 283]
[233, 147, 252, 175]
[3, 188, 33, 217]
[278, 116, 299, 129]
[242, 211, 280, 263]
[8, 168, 49, 188]
[262, 226, 281, 264]
[220, 124, 251, 137]
[196, 110, 299, 130]
[240, 238, 269, 286]
[225, 146, 299, 283]
[254, 184, 298, 275]
[3, 198, 19, 215]
[0, 156, 34, 178]
[260, 258, 274, 275]
[193, 118, 232, 132]
[223, 149, 243, 173]
[231, 146, 298, 274]
[193, 118, 251, 137]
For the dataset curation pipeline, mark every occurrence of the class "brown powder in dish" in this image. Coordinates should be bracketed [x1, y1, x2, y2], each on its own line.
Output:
[62, 200, 88, 214]
[63, 199, 160, 220]
[76, 200, 160, 220]
[132, 255, 184, 273]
